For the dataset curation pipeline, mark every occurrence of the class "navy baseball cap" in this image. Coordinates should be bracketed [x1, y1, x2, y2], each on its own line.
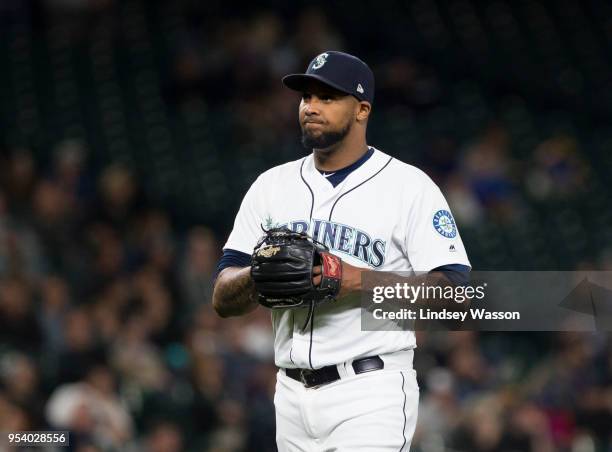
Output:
[282, 51, 375, 104]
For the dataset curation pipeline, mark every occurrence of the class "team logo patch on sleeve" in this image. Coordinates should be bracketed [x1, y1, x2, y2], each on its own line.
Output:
[433, 210, 457, 238]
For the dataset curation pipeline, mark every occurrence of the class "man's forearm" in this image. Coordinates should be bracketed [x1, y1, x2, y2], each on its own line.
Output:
[344, 264, 464, 308]
[342, 263, 454, 303]
[212, 267, 259, 317]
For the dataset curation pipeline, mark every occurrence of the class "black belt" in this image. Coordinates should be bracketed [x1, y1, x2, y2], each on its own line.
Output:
[285, 355, 384, 388]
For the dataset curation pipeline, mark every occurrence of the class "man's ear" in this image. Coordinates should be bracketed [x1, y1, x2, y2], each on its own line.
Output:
[356, 101, 371, 122]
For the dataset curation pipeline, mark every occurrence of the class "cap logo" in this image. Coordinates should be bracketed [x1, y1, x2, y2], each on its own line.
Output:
[356, 83, 364, 94]
[312, 53, 329, 70]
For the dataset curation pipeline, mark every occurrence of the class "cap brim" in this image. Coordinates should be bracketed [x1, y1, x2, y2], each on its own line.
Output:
[282, 74, 352, 96]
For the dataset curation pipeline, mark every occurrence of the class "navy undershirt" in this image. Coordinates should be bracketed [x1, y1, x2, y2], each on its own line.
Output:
[215, 249, 469, 285]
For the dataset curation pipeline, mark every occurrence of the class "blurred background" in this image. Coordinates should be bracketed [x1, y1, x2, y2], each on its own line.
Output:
[0, 0, 611, 451]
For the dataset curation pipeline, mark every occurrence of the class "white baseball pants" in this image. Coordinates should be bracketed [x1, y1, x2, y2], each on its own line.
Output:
[274, 351, 419, 452]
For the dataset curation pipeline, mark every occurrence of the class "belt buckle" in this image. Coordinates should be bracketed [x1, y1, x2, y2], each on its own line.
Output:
[299, 369, 314, 387]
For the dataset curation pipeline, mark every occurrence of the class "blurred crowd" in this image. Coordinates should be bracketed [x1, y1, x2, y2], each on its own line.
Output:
[0, 140, 277, 451]
[0, 142, 610, 452]
[413, 332, 612, 452]
[1, 0, 611, 451]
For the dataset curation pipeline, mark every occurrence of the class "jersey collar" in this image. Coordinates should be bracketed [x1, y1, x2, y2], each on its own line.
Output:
[317, 147, 375, 187]
[302, 147, 389, 193]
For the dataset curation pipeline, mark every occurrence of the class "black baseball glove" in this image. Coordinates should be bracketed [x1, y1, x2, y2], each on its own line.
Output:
[250, 227, 342, 309]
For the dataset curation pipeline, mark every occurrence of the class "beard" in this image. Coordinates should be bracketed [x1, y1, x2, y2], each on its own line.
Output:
[301, 120, 352, 150]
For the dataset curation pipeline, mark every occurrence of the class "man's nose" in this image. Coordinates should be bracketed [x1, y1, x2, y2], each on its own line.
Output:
[304, 101, 320, 115]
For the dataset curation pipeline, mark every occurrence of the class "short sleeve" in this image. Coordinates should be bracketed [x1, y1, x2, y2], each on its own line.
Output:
[404, 177, 471, 272]
[223, 175, 268, 254]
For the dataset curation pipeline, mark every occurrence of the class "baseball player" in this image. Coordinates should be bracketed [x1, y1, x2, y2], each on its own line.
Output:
[213, 51, 470, 451]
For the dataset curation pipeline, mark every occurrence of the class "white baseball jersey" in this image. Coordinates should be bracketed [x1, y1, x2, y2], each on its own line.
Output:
[224, 147, 470, 369]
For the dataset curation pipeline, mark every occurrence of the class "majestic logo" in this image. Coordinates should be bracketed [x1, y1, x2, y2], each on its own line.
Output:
[257, 246, 280, 258]
[433, 210, 457, 238]
[449, 244, 456, 252]
[356, 83, 364, 94]
[312, 53, 329, 70]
